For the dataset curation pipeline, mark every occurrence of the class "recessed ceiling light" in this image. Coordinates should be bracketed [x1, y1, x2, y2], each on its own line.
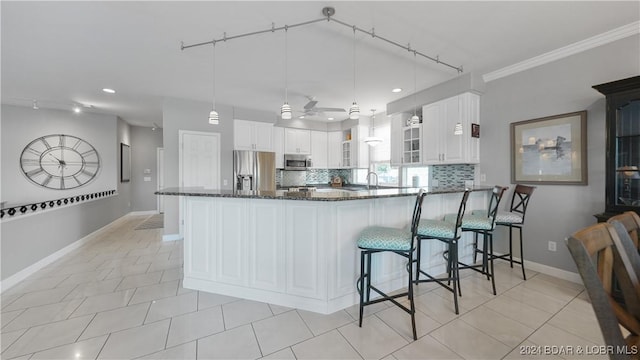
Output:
[73, 105, 81, 113]
[299, 115, 305, 119]
[102, 88, 116, 94]
[327, 117, 334, 121]
[392, 88, 402, 93]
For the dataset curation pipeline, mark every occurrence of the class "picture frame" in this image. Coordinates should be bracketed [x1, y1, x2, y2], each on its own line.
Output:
[511, 110, 587, 185]
[471, 123, 480, 138]
[120, 143, 131, 183]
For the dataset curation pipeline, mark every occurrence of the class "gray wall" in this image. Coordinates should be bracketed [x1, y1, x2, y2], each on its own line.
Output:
[130, 126, 163, 211]
[480, 35, 639, 272]
[162, 98, 275, 235]
[1, 105, 118, 204]
[1, 108, 132, 280]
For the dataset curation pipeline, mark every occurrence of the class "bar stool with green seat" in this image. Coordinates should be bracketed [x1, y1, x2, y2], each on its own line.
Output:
[414, 190, 471, 315]
[446, 186, 507, 296]
[471, 184, 535, 280]
[357, 189, 426, 341]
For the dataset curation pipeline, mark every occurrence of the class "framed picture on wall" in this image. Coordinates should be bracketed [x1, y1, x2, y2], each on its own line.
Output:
[511, 111, 587, 185]
[121, 143, 131, 183]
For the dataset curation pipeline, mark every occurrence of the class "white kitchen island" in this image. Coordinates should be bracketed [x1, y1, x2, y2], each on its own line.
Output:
[157, 187, 490, 314]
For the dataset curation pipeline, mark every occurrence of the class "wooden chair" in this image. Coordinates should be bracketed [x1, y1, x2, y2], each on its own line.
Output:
[567, 222, 640, 358]
[609, 211, 640, 250]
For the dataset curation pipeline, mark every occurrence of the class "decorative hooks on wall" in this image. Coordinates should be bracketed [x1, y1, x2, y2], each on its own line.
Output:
[180, 7, 463, 74]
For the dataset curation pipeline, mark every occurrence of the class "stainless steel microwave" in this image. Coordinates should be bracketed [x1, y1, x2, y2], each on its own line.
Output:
[284, 154, 311, 171]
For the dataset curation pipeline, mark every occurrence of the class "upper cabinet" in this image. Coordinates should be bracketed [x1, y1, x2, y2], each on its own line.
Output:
[327, 131, 342, 168]
[310, 131, 328, 168]
[342, 126, 369, 169]
[390, 114, 404, 167]
[234, 119, 273, 151]
[273, 127, 285, 169]
[403, 124, 422, 165]
[284, 128, 311, 155]
[422, 93, 480, 165]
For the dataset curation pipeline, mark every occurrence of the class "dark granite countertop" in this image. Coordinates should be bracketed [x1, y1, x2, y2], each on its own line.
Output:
[155, 186, 494, 202]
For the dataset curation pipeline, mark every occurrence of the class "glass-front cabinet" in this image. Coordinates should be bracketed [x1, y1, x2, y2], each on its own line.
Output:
[594, 76, 640, 217]
[403, 125, 421, 164]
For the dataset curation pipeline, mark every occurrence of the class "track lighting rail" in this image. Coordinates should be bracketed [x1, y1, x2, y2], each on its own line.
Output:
[180, 7, 462, 74]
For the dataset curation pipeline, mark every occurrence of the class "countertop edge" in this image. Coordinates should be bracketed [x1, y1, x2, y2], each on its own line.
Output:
[155, 186, 494, 201]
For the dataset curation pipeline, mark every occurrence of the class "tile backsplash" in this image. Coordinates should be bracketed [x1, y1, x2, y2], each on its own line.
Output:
[430, 164, 476, 187]
[277, 169, 352, 187]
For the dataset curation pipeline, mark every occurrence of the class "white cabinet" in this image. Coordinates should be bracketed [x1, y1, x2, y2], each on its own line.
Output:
[403, 125, 422, 164]
[284, 128, 311, 154]
[234, 120, 273, 151]
[327, 131, 342, 168]
[341, 126, 369, 169]
[390, 114, 404, 166]
[310, 131, 328, 168]
[273, 127, 284, 169]
[422, 93, 480, 165]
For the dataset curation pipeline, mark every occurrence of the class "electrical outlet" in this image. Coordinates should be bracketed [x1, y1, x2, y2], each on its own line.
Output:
[223, 179, 228, 186]
[548, 241, 557, 252]
[480, 173, 487, 182]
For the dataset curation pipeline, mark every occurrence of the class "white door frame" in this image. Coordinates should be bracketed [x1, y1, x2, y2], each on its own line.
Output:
[178, 130, 221, 236]
[157, 147, 164, 213]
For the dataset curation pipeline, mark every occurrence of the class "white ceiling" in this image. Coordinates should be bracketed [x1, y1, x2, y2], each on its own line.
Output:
[2, 1, 639, 127]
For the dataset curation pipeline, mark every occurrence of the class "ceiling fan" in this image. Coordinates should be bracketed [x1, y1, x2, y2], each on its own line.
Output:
[298, 96, 346, 116]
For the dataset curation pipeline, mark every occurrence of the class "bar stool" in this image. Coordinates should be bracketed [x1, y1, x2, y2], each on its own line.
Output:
[472, 184, 535, 280]
[356, 189, 426, 341]
[414, 190, 471, 315]
[446, 186, 507, 296]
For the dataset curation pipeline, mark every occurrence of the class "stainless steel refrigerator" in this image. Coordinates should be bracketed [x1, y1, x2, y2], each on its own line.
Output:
[233, 150, 276, 191]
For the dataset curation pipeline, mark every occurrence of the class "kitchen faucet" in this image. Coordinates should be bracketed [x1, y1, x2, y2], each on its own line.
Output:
[366, 171, 379, 190]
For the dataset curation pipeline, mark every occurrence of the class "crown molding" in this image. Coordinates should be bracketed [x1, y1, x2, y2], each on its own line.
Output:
[483, 21, 640, 83]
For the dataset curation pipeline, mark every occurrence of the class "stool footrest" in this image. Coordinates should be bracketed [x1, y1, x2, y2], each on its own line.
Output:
[415, 269, 458, 295]
[363, 285, 412, 315]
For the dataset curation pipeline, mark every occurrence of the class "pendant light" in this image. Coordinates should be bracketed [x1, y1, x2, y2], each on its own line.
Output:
[281, 26, 292, 120]
[349, 26, 360, 120]
[208, 41, 219, 125]
[410, 49, 420, 126]
[364, 109, 383, 147]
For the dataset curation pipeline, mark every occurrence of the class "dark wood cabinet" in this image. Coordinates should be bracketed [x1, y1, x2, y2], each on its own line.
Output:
[593, 76, 640, 219]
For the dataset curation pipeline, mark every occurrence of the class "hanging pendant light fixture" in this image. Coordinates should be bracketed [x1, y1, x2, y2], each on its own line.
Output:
[364, 109, 383, 147]
[208, 41, 219, 125]
[349, 26, 360, 120]
[410, 49, 420, 126]
[281, 26, 292, 120]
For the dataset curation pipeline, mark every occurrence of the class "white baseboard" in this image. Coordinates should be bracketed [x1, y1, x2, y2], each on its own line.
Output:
[162, 234, 183, 242]
[491, 251, 582, 284]
[524, 260, 582, 284]
[0, 214, 131, 293]
[129, 210, 159, 216]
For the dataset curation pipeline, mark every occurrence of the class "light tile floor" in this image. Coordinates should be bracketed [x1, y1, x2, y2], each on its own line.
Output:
[1, 215, 607, 359]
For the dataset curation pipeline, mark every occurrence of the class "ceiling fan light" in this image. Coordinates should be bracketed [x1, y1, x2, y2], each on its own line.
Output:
[281, 103, 292, 120]
[209, 109, 219, 125]
[349, 102, 360, 120]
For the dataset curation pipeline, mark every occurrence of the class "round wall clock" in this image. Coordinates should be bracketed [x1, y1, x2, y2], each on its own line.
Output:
[20, 134, 100, 190]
